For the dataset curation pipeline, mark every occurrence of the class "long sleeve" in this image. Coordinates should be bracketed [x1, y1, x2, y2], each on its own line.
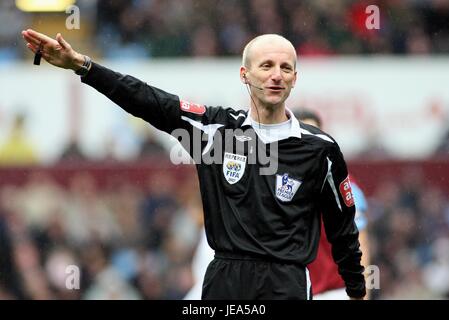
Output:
[81, 62, 183, 134]
[80, 62, 232, 159]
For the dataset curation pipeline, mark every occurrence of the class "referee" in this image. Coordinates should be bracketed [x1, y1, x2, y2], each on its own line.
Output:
[21, 30, 366, 300]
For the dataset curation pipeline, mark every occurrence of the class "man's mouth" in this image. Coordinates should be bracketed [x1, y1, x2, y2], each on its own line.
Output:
[267, 86, 284, 92]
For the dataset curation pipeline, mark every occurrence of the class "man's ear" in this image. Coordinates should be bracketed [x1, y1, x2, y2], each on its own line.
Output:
[240, 66, 248, 84]
[292, 71, 298, 88]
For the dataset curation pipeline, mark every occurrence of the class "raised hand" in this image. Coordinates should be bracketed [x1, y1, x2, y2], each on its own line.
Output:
[21, 29, 85, 71]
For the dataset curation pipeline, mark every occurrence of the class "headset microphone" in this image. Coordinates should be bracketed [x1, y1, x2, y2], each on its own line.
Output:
[247, 82, 264, 90]
[244, 74, 264, 90]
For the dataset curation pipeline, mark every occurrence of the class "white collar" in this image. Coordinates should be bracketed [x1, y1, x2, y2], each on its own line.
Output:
[241, 107, 302, 139]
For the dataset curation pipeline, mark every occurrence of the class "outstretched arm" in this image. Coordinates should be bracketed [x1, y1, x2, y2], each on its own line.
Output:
[21, 29, 86, 72]
[21, 28, 212, 144]
[20, 28, 182, 133]
[20, 28, 220, 154]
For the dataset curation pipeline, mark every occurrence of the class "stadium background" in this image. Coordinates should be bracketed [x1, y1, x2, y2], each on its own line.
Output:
[1, 0, 449, 299]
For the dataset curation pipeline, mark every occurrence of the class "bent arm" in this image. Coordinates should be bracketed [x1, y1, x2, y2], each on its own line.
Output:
[358, 229, 371, 299]
[319, 146, 366, 299]
[352, 182, 371, 299]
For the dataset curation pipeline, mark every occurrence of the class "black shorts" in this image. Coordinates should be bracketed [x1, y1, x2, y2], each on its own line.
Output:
[201, 252, 312, 300]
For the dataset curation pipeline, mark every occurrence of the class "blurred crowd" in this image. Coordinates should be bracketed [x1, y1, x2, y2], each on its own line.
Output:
[368, 169, 449, 299]
[1, 0, 449, 61]
[0, 165, 203, 299]
[94, 0, 449, 57]
[1, 159, 449, 299]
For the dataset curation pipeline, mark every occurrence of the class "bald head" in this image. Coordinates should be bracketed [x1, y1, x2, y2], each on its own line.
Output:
[242, 34, 297, 69]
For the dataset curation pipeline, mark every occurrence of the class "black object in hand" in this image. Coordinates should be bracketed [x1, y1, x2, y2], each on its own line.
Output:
[33, 42, 42, 65]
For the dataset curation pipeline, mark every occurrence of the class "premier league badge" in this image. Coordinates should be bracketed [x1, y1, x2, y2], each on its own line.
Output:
[223, 152, 247, 184]
[275, 173, 301, 202]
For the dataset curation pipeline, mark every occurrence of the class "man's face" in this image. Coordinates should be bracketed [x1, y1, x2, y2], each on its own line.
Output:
[242, 39, 297, 109]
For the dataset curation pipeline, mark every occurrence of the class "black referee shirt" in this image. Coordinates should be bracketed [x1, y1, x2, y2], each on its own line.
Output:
[81, 62, 366, 298]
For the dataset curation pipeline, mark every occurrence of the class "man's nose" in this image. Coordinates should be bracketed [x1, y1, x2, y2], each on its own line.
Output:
[270, 68, 282, 81]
